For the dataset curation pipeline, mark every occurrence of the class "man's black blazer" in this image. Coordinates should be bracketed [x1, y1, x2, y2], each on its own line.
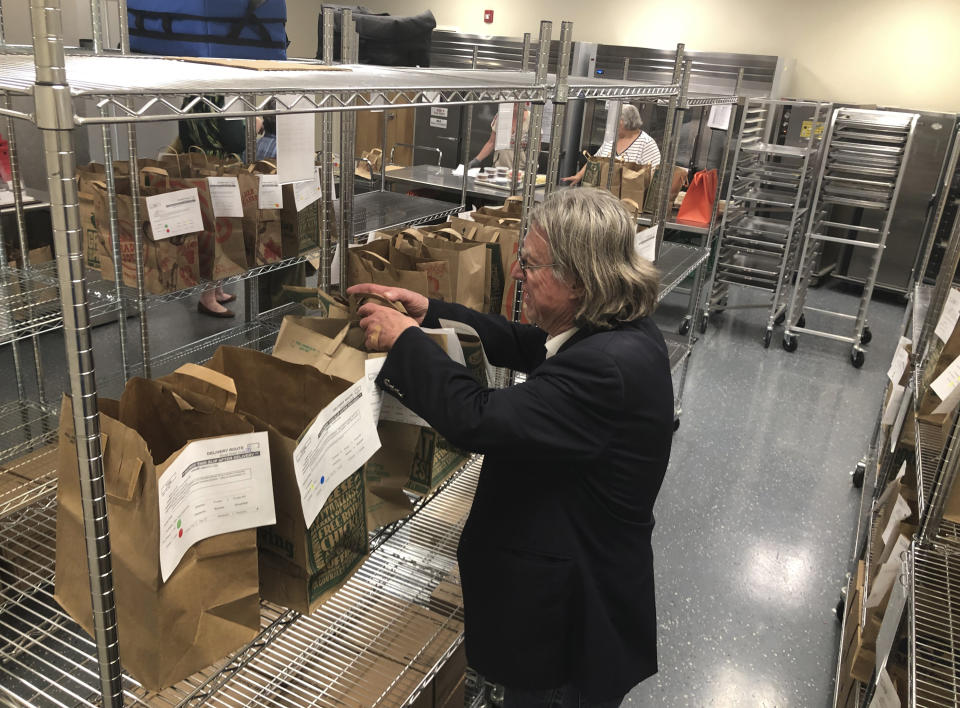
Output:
[377, 299, 674, 700]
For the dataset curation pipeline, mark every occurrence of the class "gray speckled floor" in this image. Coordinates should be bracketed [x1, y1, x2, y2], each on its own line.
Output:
[636, 280, 905, 708]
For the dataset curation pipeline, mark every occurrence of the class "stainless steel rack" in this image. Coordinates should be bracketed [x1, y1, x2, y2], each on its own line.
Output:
[783, 108, 919, 367]
[0, 6, 687, 706]
[703, 98, 831, 348]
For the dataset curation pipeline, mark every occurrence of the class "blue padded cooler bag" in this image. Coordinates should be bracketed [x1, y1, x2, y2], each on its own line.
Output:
[128, 0, 288, 59]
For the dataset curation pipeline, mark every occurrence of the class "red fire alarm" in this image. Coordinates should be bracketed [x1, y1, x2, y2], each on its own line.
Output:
[484, 9, 494, 23]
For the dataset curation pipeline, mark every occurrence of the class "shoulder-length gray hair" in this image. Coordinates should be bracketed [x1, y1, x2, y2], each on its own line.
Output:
[528, 187, 659, 329]
[619, 104, 643, 131]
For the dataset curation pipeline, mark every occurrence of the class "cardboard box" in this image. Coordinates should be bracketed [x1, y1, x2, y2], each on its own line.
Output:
[438, 674, 467, 708]
[434, 642, 466, 708]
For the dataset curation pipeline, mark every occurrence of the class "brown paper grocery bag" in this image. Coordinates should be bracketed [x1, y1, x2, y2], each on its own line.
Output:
[347, 238, 452, 302]
[204, 346, 369, 614]
[166, 175, 248, 280]
[90, 180, 201, 295]
[621, 163, 652, 206]
[364, 420, 417, 527]
[54, 384, 260, 692]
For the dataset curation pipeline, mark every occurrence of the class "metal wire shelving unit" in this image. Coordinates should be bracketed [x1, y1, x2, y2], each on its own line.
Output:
[0, 6, 685, 706]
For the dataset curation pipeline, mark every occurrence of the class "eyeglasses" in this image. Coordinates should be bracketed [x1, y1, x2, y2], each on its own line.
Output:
[516, 250, 557, 276]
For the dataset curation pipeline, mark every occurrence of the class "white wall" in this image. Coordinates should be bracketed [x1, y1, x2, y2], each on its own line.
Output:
[282, 0, 960, 114]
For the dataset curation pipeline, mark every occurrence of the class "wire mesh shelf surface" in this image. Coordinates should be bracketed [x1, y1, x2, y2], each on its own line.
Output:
[657, 243, 709, 303]
[0, 454, 479, 707]
[912, 545, 960, 707]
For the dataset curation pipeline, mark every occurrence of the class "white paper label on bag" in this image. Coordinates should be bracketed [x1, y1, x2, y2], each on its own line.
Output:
[258, 175, 283, 210]
[157, 431, 275, 582]
[869, 668, 900, 708]
[292, 167, 322, 211]
[708, 104, 733, 130]
[146, 188, 204, 239]
[293, 380, 381, 527]
[875, 556, 909, 681]
[881, 494, 912, 547]
[886, 336, 911, 385]
[890, 388, 912, 454]
[430, 117, 448, 129]
[276, 97, 315, 185]
[936, 287, 960, 343]
[495, 104, 514, 150]
[881, 384, 906, 427]
[867, 534, 910, 609]
[207, 176, 244, 218]
[603, 100, 621, 146]
[931, 355, 960, 404]
[636, 225, 658, 263]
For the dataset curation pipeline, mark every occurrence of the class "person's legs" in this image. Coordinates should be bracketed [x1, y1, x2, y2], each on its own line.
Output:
[197, 285, 234, 317]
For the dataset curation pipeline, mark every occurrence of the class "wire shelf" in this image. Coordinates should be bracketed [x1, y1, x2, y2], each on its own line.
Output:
[0, 264, 122, 344]
[657, 243, 709, 302]
[682, 93, 739, 108]
[342, 192, 462, 236]
[914, 284, 933, 353]
[662, 333, 691, 374]
[0, 453, 478, 706]
[912, 544, 960, 707]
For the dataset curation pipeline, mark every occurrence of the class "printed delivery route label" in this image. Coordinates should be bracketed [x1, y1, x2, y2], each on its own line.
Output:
[932, 355, 960, 415]
[207, 176, 244, 218]
[936, 287, 960, 343]
[292, 167, 322, 211]
[145, 187, 204, 239]
[158, 431, 274, 582]
[293, 380, 381, 527]
[258, 175, 283, 209]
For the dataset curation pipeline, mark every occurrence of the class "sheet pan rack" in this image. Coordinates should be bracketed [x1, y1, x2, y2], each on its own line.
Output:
[702, 98, 831, 348]
[783, 108, 919, 367]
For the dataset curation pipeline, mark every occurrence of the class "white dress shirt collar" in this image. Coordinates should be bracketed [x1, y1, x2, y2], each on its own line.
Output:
[544, 327, 580, 359]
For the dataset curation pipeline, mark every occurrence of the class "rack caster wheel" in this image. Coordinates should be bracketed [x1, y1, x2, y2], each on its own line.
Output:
[850, 347, 865, 368]
[782, 334, 798, 352]
[774, 311, 785, 326]
[797, 314, 806, 328]
[860, 327, 872, 345]
[762, 330, 772, 348]
[852, 462, 866, 489]
[699, 314, 709, 334]
[679, 318, 690, 336]
[673, 417, 680, 432]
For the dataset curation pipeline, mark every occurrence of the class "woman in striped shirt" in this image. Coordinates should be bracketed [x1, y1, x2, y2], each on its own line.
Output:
[563, 104, 660, 185]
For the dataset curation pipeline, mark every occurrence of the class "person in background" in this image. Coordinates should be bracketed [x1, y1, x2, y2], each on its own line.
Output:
[348, 188, 674, 707]
[255, 115, 277, 162]
[563, 104, 660, 185]
[177, 99, 244, 318]
[469, 104, 532, 169]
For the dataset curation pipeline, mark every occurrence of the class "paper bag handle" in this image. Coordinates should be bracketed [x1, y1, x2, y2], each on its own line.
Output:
[350, 292, 408, 315]
[165, 362, 238, 413]
[139, 166, 171, 191]
[430, 228, 465, 243]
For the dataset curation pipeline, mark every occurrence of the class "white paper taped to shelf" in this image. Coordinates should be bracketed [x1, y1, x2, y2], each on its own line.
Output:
[541, 100, 554, 141]
[430, 117, 448, 129]
[933, 382, 960, 416]
[931, 355, 960, 413]
[890, 389, 912, 454]
[881, 384, 905, 427]
[935, 287, 960, 343]
[293, 380, 381, 528]
[867, 534, 909, 609]
[495, 104, 514, 150]
[869, 668, 900, 708]
[886, 336, 910, 385]
[145, 188, 204, 239]
[330, 243, 342, 285]
[157, 431, 275, 583]
[636, 225, 657, 263]
[258, 175, 283, 209]
[276, 97, 315, 185]
[207, 176, 244, 218]
[708, 104, 733, 130]
[431, 106, 448, 118]
[874, 559, 908, 690]
[603, 100, 621, 147]
[881, 494, 911, 548]
[292, 167, 322, 211]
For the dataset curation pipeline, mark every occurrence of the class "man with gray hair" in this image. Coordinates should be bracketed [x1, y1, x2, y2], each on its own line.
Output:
[350, 188, 673, 707]
[564, 103, 661, 185]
